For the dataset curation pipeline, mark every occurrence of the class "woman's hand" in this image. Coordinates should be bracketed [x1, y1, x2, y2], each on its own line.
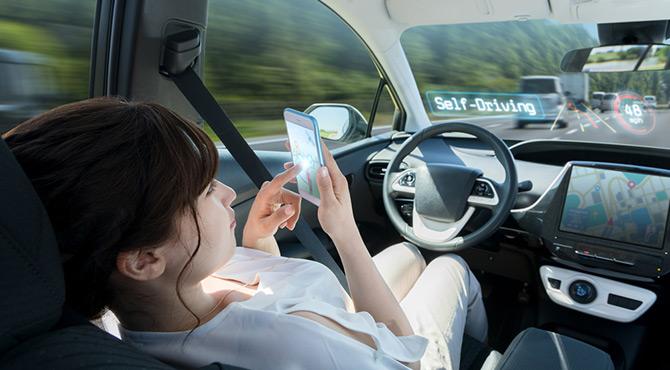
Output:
[314, 142, 359, 245]
[242, 164, 302, 255]
[283, 139, 360, 248]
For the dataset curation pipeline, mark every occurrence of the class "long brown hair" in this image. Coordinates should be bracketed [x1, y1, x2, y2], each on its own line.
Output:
[3, 97, 218, 320]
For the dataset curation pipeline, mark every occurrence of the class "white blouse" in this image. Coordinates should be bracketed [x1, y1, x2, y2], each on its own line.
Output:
[120, 247, 428, 370]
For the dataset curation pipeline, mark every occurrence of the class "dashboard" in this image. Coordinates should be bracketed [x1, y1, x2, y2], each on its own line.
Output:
[367, 136, 670, 281]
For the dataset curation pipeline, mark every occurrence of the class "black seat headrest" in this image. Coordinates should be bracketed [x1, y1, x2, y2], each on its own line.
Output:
[0, 138, 65, 353]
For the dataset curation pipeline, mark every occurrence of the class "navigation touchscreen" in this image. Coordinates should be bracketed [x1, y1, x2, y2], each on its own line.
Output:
[560, 166, 670, 248]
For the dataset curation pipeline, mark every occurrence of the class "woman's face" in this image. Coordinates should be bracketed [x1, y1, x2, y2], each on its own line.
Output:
[169, 179, 238, 284]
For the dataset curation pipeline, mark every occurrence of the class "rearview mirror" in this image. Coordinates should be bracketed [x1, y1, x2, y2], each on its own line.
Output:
[561, 44, 670, 73]
[304, 104, 367, 143]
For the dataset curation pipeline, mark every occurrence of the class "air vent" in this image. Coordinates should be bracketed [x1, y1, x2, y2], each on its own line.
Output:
[366, 161, 408, 181]
[367, 162, 388, 181]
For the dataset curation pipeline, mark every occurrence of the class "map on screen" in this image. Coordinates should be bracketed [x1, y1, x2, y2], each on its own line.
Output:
[560, 166, 670, 248]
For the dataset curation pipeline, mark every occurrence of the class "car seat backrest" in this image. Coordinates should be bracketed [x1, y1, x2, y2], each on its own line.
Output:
[0, 137, 65, 352]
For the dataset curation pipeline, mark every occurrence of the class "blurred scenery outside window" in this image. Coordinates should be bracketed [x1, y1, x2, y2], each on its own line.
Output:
[402, 21, 670, 149]
[205, 0, 396, 149]
[0, 0, 95, 134]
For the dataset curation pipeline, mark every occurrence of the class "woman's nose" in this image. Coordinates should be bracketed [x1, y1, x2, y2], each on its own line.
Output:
[222, 183, 236, 206]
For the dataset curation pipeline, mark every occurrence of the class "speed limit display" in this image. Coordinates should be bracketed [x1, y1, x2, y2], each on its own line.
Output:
[613, 93, 656, 135]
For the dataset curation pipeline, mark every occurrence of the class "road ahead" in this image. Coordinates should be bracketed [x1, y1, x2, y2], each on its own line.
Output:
[241, 108, 670, 151]
[478, 108, 670, 148]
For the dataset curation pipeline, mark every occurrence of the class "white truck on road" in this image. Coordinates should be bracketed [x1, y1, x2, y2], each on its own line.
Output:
[560, 72, 590, 106]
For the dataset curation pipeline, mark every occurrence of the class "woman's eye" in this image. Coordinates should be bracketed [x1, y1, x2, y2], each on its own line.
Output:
[206, 181, 216, 195]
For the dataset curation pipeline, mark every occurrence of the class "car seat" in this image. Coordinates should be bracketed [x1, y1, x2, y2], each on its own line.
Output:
[0, 137, 245, 370]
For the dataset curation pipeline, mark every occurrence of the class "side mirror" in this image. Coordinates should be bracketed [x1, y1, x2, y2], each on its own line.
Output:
[304, 104, 368, 143]
[561, 44, 670, 73]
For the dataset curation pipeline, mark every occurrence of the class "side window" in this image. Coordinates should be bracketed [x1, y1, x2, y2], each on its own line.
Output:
[205, 0, 396, 150]
[0, 0, 97, 134]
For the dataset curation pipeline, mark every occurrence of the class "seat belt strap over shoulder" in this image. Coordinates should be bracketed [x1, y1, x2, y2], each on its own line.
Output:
[161, 28, 348, 292]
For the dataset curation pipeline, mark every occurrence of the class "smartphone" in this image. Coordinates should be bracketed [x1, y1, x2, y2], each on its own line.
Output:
[284, 108, 325, 206]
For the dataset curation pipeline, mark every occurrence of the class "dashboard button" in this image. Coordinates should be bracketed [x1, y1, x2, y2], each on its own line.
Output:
[400, 203, 413, 218]
[607, 294, 642, 310]
[548, 278, 561, 289]
[400, 173, 415, 187]
[472, 181, 494, 198]
[569, 280, 597, 304]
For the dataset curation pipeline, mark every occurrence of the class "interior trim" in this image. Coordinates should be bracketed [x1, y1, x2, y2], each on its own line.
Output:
[540, 265, 656, 323]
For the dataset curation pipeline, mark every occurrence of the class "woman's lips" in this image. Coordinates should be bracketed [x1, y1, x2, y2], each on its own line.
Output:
[229, 209, 236, 229]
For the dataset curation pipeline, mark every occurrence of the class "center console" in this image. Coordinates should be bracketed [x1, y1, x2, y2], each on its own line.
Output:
[512, 161, 665, 322]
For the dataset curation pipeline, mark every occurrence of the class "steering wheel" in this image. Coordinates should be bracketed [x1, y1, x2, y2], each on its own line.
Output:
[382, 122, 517, 251]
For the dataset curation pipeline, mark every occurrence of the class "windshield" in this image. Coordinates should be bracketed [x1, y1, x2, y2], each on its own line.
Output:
[401, 20, 670, 148]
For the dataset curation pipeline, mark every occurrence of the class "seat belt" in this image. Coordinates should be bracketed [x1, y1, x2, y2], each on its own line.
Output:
[162, 29, 348, 292]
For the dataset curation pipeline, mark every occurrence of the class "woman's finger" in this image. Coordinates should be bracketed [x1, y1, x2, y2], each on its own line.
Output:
[318, 140, 348, 195]
[316, 166, 337, 206]
[281, 188, 302, 230]
[283, 162, 298, 183]
[264, 204, 296, 231]
[320, 140, 344, 179]
[268, 163, 301, 190]
[319, 139, 335, 166]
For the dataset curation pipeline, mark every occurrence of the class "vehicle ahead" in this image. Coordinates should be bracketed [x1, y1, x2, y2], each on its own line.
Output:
[560, 72, 589, 106]
[515, 76, 566, 128]
[601, 92, 618, 112]
[644, 95, 657, 109]
[591, 91, 605, 110]
[0, 49, 56, 133]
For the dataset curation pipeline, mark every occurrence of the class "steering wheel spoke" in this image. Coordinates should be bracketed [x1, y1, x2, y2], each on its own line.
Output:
[412, 206, 475, 243]
[389, 168, 416, 198]
[467, 177, 501, 210]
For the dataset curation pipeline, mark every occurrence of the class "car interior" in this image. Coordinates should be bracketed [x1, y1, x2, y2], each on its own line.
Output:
[2, 0, 670, 369]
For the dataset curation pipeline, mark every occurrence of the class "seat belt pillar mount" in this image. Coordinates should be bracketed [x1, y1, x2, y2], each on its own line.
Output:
[160, 29, 201, 76]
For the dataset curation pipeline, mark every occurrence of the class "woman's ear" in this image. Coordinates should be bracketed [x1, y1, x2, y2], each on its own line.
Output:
[116, 248, 166, 281]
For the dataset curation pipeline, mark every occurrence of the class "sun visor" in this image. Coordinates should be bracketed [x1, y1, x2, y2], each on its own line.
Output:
[551, 0, 670, 25]
[385, 0, 550, 27]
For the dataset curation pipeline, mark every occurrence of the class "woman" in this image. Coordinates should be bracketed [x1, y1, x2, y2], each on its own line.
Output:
[3, 97, 489, 370]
